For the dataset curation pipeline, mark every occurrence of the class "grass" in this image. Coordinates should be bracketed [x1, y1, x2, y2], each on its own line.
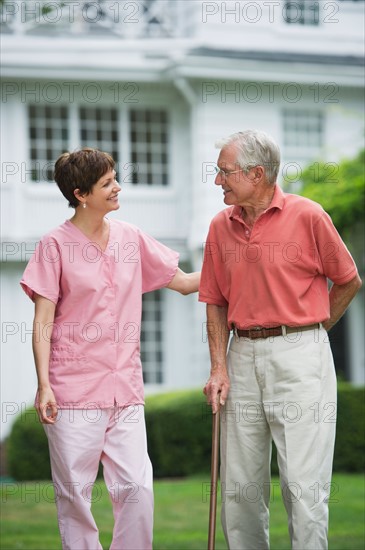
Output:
[1, 474, 364, 549]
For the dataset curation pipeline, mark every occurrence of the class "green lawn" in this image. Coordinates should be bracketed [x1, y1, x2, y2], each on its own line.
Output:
[1, 474, 364, 549]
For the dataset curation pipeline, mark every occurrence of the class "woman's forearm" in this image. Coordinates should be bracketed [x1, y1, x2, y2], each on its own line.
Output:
[167, 268, 201, 295]
[32, 320, 52, 390]
[32, 294, 58, 423]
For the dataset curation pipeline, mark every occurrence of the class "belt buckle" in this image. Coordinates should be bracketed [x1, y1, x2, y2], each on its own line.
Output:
[249, 327, 264, 339]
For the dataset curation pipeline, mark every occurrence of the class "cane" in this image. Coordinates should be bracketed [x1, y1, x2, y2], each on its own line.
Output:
[208, 397, 220, 550]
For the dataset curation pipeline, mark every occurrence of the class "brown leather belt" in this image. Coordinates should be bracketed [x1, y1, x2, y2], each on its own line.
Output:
[234, 323, 320, 340]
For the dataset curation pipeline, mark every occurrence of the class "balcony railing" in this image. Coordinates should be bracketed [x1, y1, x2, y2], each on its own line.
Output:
[0, 0, 195, 38]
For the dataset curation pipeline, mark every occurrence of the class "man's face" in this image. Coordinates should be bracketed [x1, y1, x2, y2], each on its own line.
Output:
[215, 144, 255, 206]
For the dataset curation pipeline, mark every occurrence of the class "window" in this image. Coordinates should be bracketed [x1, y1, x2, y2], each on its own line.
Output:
[79, 106, 119, 163]
[141, 290, 163, 384]
[283, 1, 320, 26]
[282, 109, 324, 149]
[27, 104, 170, 185]
[282, 109, 325, 188]
[28, 105, 69, 182]
[129, 109, 169, 185]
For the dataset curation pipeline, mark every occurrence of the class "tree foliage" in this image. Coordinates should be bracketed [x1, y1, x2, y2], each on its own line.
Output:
[298, 149, 365, 237]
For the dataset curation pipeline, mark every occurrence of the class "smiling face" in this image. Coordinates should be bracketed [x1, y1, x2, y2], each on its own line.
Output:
[76, 169, 121, 214]
[215, 144, 256, 207]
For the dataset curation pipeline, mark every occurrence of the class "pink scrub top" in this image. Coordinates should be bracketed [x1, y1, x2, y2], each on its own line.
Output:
[20, 219, 179, 408]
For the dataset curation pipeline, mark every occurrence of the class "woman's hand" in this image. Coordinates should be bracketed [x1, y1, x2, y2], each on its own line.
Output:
[36, 386, 58, 424]
[166, 268, 201, 295]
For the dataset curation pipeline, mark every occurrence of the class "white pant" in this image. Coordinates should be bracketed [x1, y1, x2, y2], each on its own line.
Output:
[221, 327, 337, 550]
[44, 405, 153, 550]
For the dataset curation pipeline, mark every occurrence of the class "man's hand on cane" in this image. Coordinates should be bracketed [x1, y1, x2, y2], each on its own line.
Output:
[204, 369, 230, 414]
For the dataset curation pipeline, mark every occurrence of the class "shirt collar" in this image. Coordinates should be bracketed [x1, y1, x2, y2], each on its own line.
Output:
[229, 184, 285, 221]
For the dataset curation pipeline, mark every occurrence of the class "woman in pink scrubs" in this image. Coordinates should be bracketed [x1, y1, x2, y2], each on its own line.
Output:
[21, 147, 200, 550]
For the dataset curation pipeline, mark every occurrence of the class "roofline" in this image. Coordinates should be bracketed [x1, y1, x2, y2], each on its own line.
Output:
[187, 47, 364, 67]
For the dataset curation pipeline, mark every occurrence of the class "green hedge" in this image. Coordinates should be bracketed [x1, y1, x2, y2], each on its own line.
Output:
[333, 386, 365, 472]
[145, 390, 213, 478]
[7, 407, 51, 481]
[6, 386, 364, 480]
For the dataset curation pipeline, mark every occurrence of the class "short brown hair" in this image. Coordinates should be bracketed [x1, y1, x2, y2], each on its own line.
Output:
[54, 147, 115, 208]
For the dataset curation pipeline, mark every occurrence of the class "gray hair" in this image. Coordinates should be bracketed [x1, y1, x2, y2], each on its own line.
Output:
[216, 130, 281, 184]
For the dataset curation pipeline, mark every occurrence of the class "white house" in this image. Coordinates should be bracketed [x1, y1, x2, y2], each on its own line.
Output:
[1, 0, 364, 440]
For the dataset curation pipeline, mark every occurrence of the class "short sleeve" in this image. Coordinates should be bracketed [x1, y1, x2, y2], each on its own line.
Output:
[199, 226, 228, 306]
[138, 230, 179, 294]
[315, 211, 358, 284]
[20, 236, 62, 304]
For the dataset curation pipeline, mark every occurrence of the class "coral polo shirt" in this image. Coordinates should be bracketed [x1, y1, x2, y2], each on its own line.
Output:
[199, 185, 358, 329]
[21, 219, 179, 408]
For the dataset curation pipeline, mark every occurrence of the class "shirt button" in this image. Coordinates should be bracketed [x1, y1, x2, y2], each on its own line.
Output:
[245, 230, 250, 236]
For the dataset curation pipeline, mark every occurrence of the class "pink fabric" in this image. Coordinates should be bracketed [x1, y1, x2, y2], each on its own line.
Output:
[44, 405, 153, 550]
[20, 219, 179, 408]
[199, 185, 358, 329]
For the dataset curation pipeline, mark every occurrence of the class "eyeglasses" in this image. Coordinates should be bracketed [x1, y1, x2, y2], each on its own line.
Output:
[214, 166, 246, 178]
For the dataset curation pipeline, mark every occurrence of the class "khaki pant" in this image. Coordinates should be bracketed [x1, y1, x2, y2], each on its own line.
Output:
[221, 326, 336, 550]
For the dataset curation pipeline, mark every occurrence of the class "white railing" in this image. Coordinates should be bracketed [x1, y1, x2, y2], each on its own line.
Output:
[0, 0, 195, 38]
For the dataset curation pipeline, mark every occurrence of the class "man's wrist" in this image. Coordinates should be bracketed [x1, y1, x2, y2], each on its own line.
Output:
[210, 364, 228, 376]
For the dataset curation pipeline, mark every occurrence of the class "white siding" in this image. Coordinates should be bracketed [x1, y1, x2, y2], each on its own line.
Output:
[187, 80, 364, 248]
[196, 0, 364, 55]
[1, 263, 37, 439]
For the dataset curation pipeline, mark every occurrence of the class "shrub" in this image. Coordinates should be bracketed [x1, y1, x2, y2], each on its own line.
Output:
[145, 386, 365, 477]
[7, 407, 51, 480]
[334, 385, 365, 472]
[145, 390, 213, 478]
[6, 386, 365, 480]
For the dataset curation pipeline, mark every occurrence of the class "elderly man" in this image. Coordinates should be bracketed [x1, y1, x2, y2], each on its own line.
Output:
[199, 130, 361, 550]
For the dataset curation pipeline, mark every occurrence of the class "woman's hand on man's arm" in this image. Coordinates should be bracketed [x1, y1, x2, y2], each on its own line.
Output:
[166, 268, 201, 295]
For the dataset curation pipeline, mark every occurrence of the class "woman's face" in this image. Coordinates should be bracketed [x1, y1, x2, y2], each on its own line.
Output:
[82, 169, 121, 213]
